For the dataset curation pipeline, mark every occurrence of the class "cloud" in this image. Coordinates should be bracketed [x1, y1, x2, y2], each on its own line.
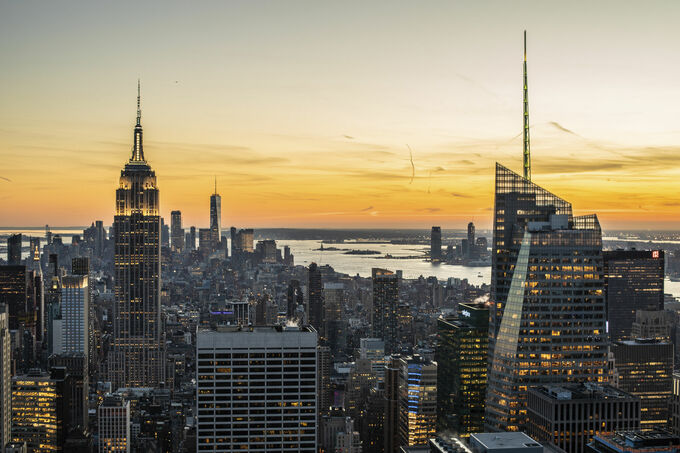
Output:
[451, 192, 472, 198]
[0, 176, 11, 182]
[360, 206, 374, 212]
[548, 121, 580, 136]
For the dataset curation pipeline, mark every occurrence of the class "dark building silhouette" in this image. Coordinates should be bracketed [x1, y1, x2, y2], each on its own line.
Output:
[308, 263, 324, 338]
[431, 226, 442, 261]
[287, 279, 304, 320]
[7, 234, 22, 265]
[437, 302, 488, 437]
[372, 268, 399, 354]
[170, 210, 183, 252]
[612, 339, 673, 430]
[604, 250, 664, 342]
[210, 179, 222, 251]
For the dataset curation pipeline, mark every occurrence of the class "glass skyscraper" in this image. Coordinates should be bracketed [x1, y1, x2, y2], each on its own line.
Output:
[108, 84, 164, 388]
[485, 164, 608, 432]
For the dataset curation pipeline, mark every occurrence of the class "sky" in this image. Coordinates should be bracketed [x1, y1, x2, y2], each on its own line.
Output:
[2, 1, 680, 230]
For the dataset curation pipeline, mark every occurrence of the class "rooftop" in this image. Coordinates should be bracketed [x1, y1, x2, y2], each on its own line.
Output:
[472, 433, 543, 451]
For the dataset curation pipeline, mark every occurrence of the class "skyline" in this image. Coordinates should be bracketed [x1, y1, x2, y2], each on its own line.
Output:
[3, 2, 680, 229]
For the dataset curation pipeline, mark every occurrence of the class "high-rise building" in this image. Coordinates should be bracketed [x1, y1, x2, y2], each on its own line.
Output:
[98, 394, 130, 453]
[49, 354, 88, 431]
[7, 234, 22, 265]
[324, 282, 346, 360]
[372, 268, 399, 354]
[359, 338, 386, 380]
[0, 265, 41, 367]
[467, 222, 476, 259]
[588, 430, 680, 453]
[189, 226, 196, 251]
[210, 180, 222, 251]
[196, 325, 317, 452]
[61, 275, 89, 355]
[612, 339, 673, 429]
[12, 368, 68, 451]
[672, 373, 680, 436]
[527, 384, 640, 453]
[398, 355, 437, 447]
[170, 210, 184, 252]
[286, 280, 304, 321]
[485, 164, 608, 432]
[384, 355, 401, 453]
[437, 302, 488, 437]
[71, 257, 89, 276]
[431, 227, 442, 261]
[0, 306, 11, 449]
[603, 250, 664, 342]
[308, 263, 324, 338]
[108, 82, 164, 389]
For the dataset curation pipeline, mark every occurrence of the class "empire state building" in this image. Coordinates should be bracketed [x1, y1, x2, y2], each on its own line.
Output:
[109, 82, 164, 388]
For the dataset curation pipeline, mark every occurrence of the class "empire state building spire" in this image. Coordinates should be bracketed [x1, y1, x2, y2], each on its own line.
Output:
[131, 79, 144, 162]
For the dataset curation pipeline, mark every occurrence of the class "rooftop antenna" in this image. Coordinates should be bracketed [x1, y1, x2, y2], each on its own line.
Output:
[523, 30, 531, 181]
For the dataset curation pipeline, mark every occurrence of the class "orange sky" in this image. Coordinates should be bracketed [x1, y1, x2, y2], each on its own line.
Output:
[2, 1, 680, 230]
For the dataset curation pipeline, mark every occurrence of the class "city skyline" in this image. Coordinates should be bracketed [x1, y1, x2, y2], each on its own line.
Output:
[3, 1, 680, 229]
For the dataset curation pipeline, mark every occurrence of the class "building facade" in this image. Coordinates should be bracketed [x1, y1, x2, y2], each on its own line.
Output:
[431, 227, 442, 261]
[196, 326, 317, 452]
[61, 275, 89, 355]
[612, 339, 673, 429]
[398, 355, 437, 448]
[0, 307, 10, 449]
[98, 394, 131, 453]
[170, 210, 183, 252]
[372, 268, 399, 354]
[527, 383, 640, 453]
[437, 302, 488, 437]
[603, 250, 664, 342]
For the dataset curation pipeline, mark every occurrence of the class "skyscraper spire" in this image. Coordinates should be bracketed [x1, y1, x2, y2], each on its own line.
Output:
[214, 176, 217, 195]
[131, 79, 144, 162]
[523, 30, 531, 181]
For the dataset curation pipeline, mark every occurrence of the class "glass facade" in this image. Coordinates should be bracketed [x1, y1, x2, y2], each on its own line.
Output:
[486, 164, 608, 432]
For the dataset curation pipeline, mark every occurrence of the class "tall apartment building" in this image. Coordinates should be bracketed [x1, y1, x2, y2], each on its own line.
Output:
[308, 263, 324, 338]
[486, 164, 608, 432]
[527, 383, 640, 453]
[437, 302, 488, 437]
[612, 339, 673, 429]
[372, 268, 399, 354]
[61, 275, 89, 355]
[398, 355, 437, 448]
[7, 234, 22, 266]
[0, 307, 11, 449]
[170, 210, 184, 252]
[431, 227, 442, 261]
[604, 250, 664, 341]
[98, 394, 131, 453]
[196, 325, 317, 452]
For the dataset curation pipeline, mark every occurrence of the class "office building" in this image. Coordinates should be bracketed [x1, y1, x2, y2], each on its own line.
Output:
[170, 210, 183, 252]
[0, 265, 41, 367]
[49, 354, 88, 430]
[61, 275, 89, 355]
[108, 83, 164, 388]
[335, 417, 362, 453]
[604, 250, 664, 342]
[0, 307, 10, 449]
[11, 368, 68, 451]
[437, 302, 488, 437]
[372, 268, 399, 354]
[673, 373, 680, 436]
[196, 325, 317, 452]
[308, 263, 324, 338]
[431, 227, 442, 261]
[7, 234, 21, 266]
[612, 339, 673, 429]
[398, 355, 437, 447]
[485, 164, 608, 432]
[324, 282, 346, 360]
[255, 240, 277, 263]
[198, 228, 212, 253]
[631, 310, 673, 341]
[587, 430, 680, 453]
[230, 228, 254, 257]
[527, 384, 640, 453]
[189, 226, 196, 251]
[470, 433, 543, 453]
[98, 394, 131, 453]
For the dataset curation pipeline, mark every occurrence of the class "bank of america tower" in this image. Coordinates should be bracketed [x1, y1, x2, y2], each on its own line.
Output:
[485, 33, 607, 431]
[108, 82, 164, 388]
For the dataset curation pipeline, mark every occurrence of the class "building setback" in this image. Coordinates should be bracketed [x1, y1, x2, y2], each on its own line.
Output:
[527, 383, 640, 453]
[196, 325, 317, 452]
